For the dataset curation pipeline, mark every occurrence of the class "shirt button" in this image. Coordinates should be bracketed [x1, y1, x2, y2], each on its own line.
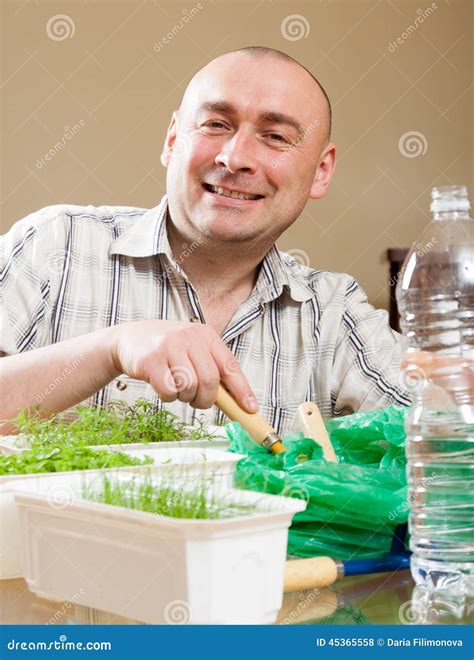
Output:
[189, 316, 200, 323]
[0, 351, 7, 358]
[116, 380, 127, 391]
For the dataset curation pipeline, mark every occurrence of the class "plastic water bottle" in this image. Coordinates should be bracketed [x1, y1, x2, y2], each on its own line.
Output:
[396, 185, 474, 603]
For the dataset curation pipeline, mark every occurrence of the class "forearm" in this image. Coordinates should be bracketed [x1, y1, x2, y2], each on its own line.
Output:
[0, 327, 120, 433]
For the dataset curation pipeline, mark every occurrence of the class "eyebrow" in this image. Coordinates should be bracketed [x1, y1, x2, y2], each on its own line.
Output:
[197, 101, 305, 139]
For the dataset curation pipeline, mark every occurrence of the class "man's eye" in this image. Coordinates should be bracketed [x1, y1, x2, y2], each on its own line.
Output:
[266, 133, 289, 144]
[204, 121, 227, 129]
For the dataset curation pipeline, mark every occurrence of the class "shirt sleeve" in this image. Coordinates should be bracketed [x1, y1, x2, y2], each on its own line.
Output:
[0, 206, 66, 356]
[330, 277, 411, 415]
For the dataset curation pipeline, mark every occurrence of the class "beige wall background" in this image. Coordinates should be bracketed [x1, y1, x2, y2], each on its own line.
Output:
[1, 0, 472, 309]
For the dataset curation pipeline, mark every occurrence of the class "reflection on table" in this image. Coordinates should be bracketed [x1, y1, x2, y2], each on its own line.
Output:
[1, 569, 472, 625]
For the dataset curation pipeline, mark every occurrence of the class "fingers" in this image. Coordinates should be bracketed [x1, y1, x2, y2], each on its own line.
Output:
[165, 352, 199, 403]
[149, 355, 198, 404]
[210, 339, 259, 413]
[135, 321, 258, 413]
[188, 350, 220, 409]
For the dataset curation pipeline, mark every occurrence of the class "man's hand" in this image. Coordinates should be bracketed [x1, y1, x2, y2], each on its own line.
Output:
[110, 320, 258, 412]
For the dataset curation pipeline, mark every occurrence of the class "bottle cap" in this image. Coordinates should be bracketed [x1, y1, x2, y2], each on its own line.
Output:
[430, 185, 471, 213]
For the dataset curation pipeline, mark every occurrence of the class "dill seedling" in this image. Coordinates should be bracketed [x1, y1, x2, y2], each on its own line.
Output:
[14, 400, 222, 448]
[0, 445, 153, 477]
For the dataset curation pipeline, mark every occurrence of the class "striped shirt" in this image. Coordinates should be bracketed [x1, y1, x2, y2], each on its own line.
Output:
[0, 196, 410, 436]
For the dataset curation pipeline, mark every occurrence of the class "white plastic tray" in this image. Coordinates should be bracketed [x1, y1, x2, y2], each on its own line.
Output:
[14, 471, 306, 624]
[0, 425, 230, 452]
[0, 446, 242, 580]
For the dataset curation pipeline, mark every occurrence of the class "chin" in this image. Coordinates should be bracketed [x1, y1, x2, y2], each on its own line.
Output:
[200, 223, 258, 244]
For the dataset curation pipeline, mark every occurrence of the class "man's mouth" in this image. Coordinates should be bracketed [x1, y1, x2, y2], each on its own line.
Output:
[203, 183, 264, 201]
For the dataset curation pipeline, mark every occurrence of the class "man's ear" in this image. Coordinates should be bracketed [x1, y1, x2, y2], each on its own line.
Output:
[309, 143, 336, 200]
[160, 111, 179, 168]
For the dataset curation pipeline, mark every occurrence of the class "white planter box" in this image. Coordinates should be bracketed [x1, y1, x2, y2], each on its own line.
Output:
[0, 425, 230, 452]
[90, 437, 230, 452]
[0, 446, 242, 580]
[14, 472, 305, 624]
[0, 443, 22, 456]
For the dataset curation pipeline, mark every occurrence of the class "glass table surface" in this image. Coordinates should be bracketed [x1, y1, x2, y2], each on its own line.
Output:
[2, 570, 472, 626]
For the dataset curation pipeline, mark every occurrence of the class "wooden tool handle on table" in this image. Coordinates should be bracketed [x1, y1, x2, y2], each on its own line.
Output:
[284, 557, 340, 592]
[216, 385, 286, 454]
[297, 402, 338, 462]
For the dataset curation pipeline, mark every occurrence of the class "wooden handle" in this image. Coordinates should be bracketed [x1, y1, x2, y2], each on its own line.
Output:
[297, 402, 338, 462]
[216, 385, 286, 454]
[284, 556, 340, 592]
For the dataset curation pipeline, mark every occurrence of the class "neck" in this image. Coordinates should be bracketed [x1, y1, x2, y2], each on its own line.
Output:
[167, 221, 267, 300]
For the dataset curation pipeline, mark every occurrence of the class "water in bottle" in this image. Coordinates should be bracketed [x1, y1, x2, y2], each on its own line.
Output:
[396, 185, 474, 609]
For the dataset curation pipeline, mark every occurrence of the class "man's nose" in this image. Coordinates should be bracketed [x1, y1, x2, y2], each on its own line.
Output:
[215, 130, 258, 174]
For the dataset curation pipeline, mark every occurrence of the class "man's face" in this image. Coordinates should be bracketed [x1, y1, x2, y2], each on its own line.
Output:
[162, 52, 332, 247]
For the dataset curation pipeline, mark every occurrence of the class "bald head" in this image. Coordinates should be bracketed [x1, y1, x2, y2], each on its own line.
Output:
[162, 46, 336, 251]
[233, 47, 332, 140]
[178, 47, 332, 144]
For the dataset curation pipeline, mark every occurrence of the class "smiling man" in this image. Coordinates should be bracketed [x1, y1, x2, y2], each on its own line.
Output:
[0, 47, 409, 435]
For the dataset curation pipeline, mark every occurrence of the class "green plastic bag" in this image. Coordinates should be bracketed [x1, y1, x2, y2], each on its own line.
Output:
[227, 405, 409, 560]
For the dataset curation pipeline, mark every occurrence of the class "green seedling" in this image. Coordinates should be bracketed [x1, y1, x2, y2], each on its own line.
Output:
[0, 445, 153, 476]
[14, 400, 221, 448]
[83, 472, 257, 520]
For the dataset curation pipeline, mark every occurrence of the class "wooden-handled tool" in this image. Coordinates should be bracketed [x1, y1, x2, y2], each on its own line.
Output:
[284, 556, 340, 592]
[216, 385, 286, 454]
[284, 554, 410, 593]
[297, 402, 338, 462]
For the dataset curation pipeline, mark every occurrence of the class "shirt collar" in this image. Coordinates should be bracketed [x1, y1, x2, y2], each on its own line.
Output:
[110, 195, 172, 259]
[110, 195, 316, 303]
[256, 245, 316, 303]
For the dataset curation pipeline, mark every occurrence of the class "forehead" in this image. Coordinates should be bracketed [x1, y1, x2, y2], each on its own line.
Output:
[182, 54, 324, 128]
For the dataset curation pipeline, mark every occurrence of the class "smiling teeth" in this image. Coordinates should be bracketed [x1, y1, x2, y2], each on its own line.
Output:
[208, 184, 259, 200]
